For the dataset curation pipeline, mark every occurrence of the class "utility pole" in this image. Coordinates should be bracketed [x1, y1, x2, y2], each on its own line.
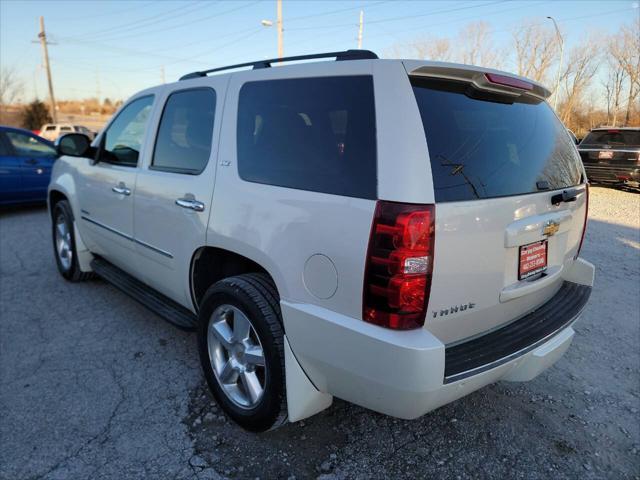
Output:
[357, 10, 364, 49]
[160, 65, 166, 84]
[37, 16, 57, 123]
[95, 68, 101, 104]
[547, 16, 564, 111]
[277, 0, 283, 59]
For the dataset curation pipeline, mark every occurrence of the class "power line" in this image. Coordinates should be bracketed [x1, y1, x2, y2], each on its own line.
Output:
[73, 1, 260, 43]
[69, 1, 202, 40]
[286, 1, 389, 23]
[55, 1, 157, 22]
[286, 1, 506, 31]
[90, 1, 208, 41]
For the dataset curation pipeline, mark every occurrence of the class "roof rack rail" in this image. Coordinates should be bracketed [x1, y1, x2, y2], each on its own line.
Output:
[179, 49, 378, 81]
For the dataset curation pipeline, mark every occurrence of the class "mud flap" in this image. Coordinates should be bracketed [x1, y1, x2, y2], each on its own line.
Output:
[73, 221, 94, 273]
[284, 336, 332, 422]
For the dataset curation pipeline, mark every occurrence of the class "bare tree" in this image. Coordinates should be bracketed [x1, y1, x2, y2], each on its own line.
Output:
[609, 18, 640, 125]
[513, 21, 559, 84]
[602, 63, 627, 126]
[457, 21, 504, 69]
[386, 36, 453, 62]
[559, 39, 600, 124]
[0, 68, 24, 107]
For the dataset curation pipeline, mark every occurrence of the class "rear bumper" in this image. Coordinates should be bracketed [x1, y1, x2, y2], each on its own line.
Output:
[282, 258, 594, 420]
[584, 164, 640, 185]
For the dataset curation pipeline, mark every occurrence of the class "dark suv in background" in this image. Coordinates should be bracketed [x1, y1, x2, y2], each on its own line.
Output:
[578, 127, 640, 189]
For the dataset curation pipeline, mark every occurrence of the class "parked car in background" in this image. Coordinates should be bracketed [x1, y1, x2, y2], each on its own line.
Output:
[578, 127, 640, 189]
[48, 50, 594, 432]
[40, 123, 96, 141]
[0, 126, 57, 205]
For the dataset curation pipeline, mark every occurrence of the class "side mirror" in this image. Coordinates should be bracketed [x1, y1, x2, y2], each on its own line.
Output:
[55, 133, 91, 157]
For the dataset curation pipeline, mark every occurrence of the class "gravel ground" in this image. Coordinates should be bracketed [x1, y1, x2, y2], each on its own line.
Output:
[1, 186, 638, 480]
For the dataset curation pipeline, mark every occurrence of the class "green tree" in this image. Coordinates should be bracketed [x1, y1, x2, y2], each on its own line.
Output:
[21, 100, 52, 130]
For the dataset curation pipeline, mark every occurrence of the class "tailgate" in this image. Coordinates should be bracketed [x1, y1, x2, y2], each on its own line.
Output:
[408, 67, 588, 344]
[429, 188, 587, 343]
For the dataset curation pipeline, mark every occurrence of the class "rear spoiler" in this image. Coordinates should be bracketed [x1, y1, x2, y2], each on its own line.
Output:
[407, 64, 551, 102]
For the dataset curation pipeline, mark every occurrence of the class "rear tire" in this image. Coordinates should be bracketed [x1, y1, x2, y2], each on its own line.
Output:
[197, 274, 287, 432]
[51, 200, 93, 282]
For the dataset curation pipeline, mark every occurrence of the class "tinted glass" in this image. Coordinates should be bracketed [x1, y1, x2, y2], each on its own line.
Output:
[45, 126, 55, 131]
[6, 132, 55, 157]
[237, 76, 376, 199]
[412, 78, 582, 202]
[60, 126, 72, 131]
[580, 130, 640, 147]
[152, 88, 216, 174]
[0, 135, 10, 155]
[103, 96, 154, 166]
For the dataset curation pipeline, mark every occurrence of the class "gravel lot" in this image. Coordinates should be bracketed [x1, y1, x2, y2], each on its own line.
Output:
[1, 186, 638, 480]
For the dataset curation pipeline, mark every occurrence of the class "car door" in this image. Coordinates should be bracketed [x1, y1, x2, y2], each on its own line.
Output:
[77, 94, 155, 274]
[3, 130, 57, 201]
[0, 132, 24, 204]
[133, 81, 224, 308]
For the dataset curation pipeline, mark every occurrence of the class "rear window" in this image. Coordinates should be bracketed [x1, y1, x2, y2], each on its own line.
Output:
[412, 78, 582, 202]
[580, 130, 640, 147]
[237, 76, 377, 199]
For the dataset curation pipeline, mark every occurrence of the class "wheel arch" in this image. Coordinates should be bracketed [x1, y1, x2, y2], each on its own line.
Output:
[190, 246, 281, 312]
[49, 189, 69, 218]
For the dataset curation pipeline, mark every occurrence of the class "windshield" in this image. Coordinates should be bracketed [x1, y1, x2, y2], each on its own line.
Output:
[579, 130, 640, 148]
[411, 77, 582, 202]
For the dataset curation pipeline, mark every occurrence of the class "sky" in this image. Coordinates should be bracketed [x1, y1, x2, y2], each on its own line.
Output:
[1, 0, 638, 103]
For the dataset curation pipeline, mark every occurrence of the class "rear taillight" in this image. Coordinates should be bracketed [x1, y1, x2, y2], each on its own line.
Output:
[363, 202, 435, 330]
[575, 184, 589, 260]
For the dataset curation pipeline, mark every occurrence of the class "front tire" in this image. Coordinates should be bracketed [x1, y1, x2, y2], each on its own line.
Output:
[197, 274, 287, 432]
[51, 200, 93, 282]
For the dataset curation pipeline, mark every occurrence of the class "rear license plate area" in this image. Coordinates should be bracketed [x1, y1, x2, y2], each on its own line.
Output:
[519, 240, 547, 280]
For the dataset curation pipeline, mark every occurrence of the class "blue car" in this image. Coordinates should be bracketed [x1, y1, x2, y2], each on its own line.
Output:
[0, 126, 58, 205]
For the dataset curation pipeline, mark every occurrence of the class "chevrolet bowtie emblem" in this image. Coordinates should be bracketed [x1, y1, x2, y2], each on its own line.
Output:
[543, 220, 560, 237]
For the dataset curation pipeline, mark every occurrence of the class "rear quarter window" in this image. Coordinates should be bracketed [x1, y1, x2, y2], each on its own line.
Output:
[236, 76, 377, 199]
[412, 78, 582, 202]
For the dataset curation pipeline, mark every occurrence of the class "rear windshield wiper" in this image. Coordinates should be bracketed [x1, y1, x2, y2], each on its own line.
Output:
[551, 188, 579, 206]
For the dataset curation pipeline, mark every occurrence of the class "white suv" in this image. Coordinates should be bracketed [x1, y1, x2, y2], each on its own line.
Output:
[48, 50, 594, 432]
[40, 124, 96, 141]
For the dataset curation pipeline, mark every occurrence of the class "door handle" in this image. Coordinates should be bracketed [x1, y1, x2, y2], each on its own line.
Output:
[112, 185, 131, 196]
[25, 158, 38, 165]
[175, 198, 205, 212]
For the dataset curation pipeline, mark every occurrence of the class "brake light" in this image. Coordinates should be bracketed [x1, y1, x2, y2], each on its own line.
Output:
[575, 184, 589, 260]
[363, 202, 435, 330]
[485, 73, 533, 91]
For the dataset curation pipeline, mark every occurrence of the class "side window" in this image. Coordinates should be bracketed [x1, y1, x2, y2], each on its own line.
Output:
[0, 135, 10, 156]
[102, 95, 154, 166]
[152, 88, 216, 174]
[236, 76, 377, 199]
[5, 132, 56, 157]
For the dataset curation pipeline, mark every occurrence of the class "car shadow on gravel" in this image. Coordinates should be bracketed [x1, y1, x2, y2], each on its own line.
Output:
[0, 203, 47, 217]
[183, 217, 639, 480]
